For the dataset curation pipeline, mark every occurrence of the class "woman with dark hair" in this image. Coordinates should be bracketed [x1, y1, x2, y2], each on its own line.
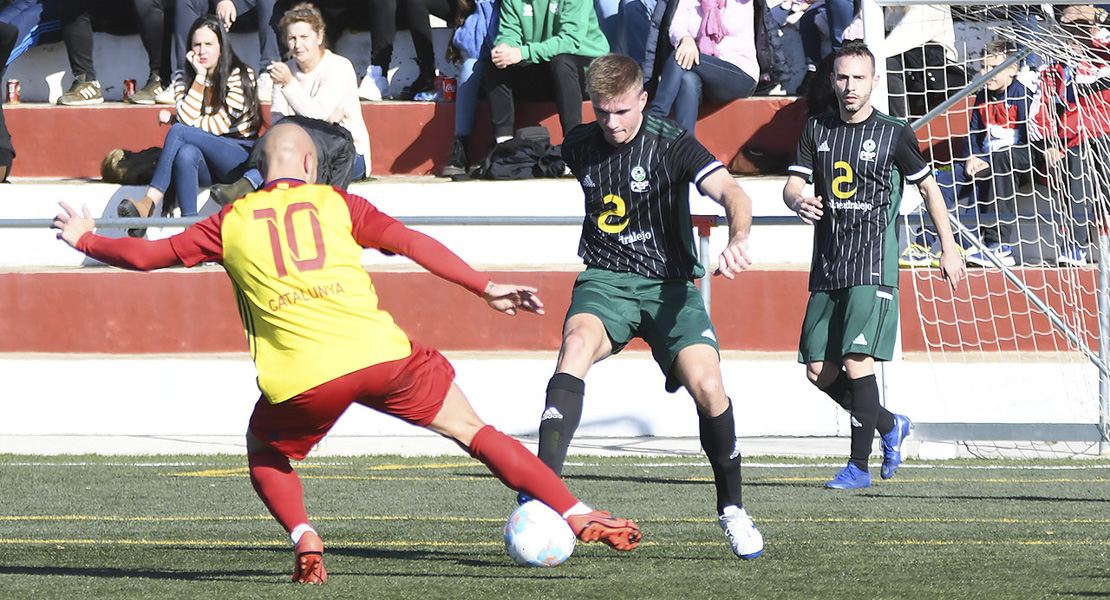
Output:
[118, 14, 261, 236]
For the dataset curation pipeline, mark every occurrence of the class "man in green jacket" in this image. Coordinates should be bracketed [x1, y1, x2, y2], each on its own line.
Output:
[484, 0, 610, 143]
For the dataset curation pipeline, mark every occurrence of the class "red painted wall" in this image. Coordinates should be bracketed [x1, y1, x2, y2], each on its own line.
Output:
[1, 268, 1096, 354]
[7, 98, 800, 178]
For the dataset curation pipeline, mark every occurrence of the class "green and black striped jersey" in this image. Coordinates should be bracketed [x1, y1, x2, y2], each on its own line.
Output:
[562, 115, 725, 280]
[789, 110, 930, 291]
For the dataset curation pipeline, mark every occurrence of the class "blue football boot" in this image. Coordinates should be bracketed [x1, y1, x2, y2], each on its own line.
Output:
[881, 414, 913, 480]
[826, 462, 871, 489]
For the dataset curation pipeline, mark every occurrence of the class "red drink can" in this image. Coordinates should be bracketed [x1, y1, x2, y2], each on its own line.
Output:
[124, 78, 137, 102]
[434, 75, 446, 99]
[5, 79, 19, 103]
[441, 77, 456, 102]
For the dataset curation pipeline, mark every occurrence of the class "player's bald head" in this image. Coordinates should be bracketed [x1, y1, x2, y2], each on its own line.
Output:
[259, 122, 317, 184]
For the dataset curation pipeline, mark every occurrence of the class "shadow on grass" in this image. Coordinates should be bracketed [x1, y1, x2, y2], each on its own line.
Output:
[0, 564, 276, 583]
[267, 546, 581, 578]
[0, 547, 581, 583]
[862, 493, 1108, 503]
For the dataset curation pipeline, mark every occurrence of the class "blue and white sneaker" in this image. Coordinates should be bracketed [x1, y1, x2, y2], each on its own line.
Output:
[718, 505, 763, 559]
[966, 243, 1016, 267]
[881, 414, 913, 480]
[825, 462, 871, 489]
[1057, 245, 1089, 267]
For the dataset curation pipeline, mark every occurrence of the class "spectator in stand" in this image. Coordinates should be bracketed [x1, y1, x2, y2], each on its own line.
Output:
[482, 0, 609, 145]
[2, 0, 64, 179]
[439, 0, 498, 176]
[117, 14, 261, 236]
[795, 0, 857, 93]
[963, 40, 1033, 268]
[883, 4, 963, 119]
[1, 0, 62, 65]
[56, 0, 171, 106]
[616, 0, 655, 65]
[210, 2, 371, 203]
[173, 0, 280, 103]
[356, 0, 459, 101]
[645, 0, 761, 135]
[1028, 4, 1110, 266]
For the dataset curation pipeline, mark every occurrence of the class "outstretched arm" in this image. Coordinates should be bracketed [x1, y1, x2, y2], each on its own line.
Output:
[376, 221, 544, 316]
[52, 202, 182, 271]
[697, 169, 753, 279]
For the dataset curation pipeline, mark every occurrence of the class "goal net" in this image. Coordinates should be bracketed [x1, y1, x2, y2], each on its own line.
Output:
[876, 0, 1109, 456]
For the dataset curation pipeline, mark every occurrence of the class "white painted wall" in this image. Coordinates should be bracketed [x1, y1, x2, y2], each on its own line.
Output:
[2, 352, 1097, 443]
[0, 177, 816, 268]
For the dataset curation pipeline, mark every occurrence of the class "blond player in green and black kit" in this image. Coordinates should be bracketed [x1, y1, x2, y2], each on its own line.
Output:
[528, 53, 765, 560]
[784, 40, 966, 490]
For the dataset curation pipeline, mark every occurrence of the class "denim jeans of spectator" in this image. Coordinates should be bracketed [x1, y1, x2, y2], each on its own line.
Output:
[974, 144, 1031, 247]
[618, 0, 655, 65]
[455, 57, 487, 138]
[1061, 139, 1110, 248]
[1, 0, 61, 68]
[647, 52, 756, 133]
[151, 123, 253, 216]
[595, 0, 620, 53]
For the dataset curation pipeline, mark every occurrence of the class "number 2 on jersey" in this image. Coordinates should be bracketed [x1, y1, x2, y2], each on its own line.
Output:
[254, 203, 326, 278]
[598, 194, 629, 234]
[832, 161, 857, 200]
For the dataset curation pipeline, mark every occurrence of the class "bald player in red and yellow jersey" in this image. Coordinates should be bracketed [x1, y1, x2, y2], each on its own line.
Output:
[54, 123, 642, 584]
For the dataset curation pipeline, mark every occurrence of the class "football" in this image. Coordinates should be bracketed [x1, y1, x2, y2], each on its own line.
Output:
[503, 500, 577, 567]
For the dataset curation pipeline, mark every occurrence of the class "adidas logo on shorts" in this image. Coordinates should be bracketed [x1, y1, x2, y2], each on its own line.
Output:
[701, 328, 717, 342]
[852, 333, 867, 346]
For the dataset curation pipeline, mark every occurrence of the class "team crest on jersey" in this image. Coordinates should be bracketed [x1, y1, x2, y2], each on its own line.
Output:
[630, 165, 649, 192]
[859, 139, 877, 162]
[523, 3, 533, 15]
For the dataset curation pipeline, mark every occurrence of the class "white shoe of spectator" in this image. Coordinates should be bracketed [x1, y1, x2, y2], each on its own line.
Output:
[358, 65, 389, 101]
[155, 71, 181, 105]
[257, 71, 273, 103]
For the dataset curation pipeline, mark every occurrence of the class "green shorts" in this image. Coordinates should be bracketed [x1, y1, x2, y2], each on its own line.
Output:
[567, 268, 719, 392]
[798, 285, 899, 364]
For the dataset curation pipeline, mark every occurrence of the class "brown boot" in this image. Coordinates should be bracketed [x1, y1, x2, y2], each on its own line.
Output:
[117, 196, 155, 238]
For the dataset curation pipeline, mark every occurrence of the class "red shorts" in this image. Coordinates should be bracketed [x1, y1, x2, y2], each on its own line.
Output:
[248, 341, 455, 460]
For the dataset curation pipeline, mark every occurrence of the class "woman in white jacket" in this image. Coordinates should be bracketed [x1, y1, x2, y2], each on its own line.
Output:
[211, 2, 372, 204]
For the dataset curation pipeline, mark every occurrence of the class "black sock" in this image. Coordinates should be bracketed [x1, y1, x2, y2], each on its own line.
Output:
[820, 370, 853, 412]
[536, 373, 584, 477]
[823, 370, 895, 436]
[875, 406, 896, 436]
[848, 375, 880, 472]
[699, 401, 742, 514]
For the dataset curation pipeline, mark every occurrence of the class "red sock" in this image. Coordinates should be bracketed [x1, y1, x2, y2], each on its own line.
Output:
[469, 425, 577, 514]
[248, 451, 310, 533]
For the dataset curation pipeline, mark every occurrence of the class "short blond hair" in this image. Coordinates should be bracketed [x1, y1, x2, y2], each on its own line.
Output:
[586, 54, 643, 103]
[279, 2, 328, 49]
